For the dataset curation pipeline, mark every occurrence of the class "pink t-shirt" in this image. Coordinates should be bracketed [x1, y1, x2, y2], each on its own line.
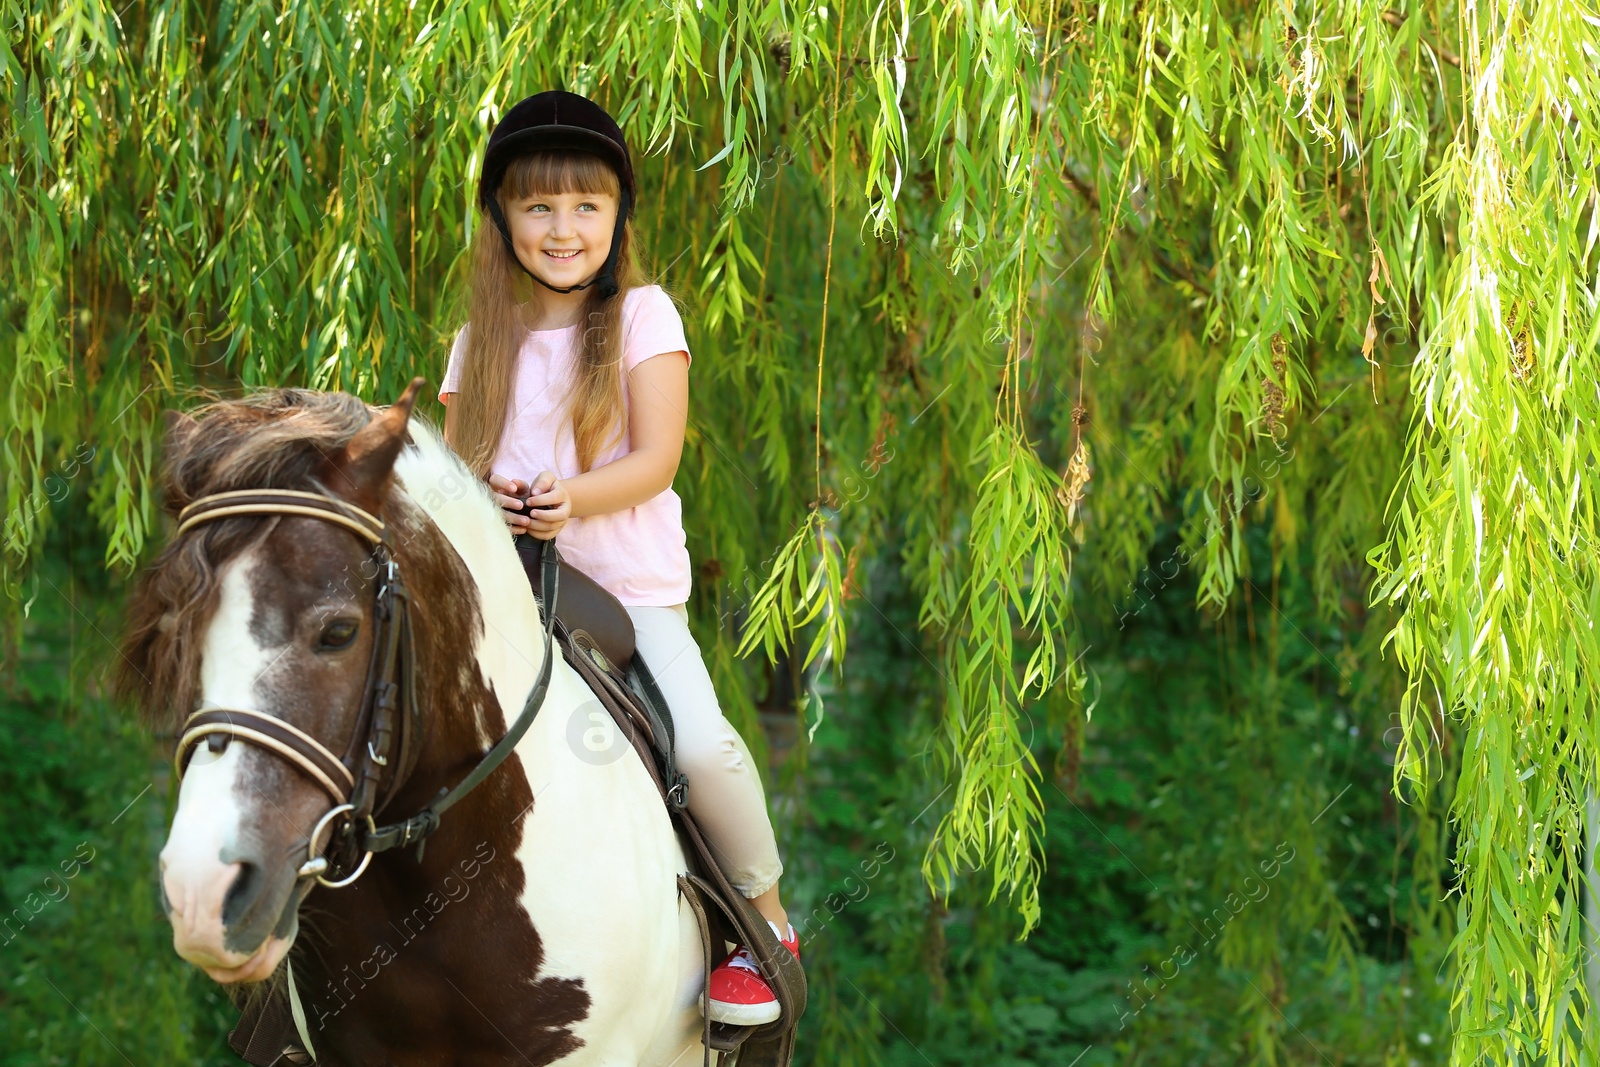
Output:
[439, 284, 693, 606]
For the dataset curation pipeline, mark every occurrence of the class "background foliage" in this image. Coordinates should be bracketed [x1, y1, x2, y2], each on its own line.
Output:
[3, 0, 1597, 1062]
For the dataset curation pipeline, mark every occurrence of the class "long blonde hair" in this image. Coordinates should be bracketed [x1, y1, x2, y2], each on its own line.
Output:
[451, 150, 650, 477]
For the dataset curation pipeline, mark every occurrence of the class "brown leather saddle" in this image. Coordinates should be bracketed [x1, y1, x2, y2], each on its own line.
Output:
[511, 533, 637, 675]
[228, 533, 806, 1066]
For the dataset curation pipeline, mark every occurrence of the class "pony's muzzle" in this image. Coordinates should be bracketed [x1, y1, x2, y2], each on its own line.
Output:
[161, 849, 296, 983]
[162, 852, 246, 964]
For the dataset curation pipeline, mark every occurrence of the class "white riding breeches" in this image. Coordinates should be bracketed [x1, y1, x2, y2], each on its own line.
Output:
[623, 603, 784, 898]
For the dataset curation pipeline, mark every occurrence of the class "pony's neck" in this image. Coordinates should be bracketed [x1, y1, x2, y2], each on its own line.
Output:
[389, 420, 546, 762]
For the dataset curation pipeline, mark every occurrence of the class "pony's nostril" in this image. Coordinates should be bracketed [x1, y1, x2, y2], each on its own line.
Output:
[221, 862, 261, 928]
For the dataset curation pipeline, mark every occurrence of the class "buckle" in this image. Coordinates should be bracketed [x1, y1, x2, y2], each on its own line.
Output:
[667, 773, 690, 811]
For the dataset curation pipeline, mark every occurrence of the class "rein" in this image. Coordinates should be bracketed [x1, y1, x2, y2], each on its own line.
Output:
[171, 487, 560, 888]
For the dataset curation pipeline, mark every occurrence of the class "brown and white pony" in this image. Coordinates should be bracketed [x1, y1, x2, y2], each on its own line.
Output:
[119, 381, 710, 1065]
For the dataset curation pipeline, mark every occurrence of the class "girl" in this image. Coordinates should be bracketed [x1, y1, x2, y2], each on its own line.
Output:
[438, 90, 797, 1027]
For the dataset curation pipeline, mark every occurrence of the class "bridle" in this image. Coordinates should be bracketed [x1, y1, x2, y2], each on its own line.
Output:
[171, 487, 560, 889]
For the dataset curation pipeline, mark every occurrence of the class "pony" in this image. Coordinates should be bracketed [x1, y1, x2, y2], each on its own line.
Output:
[117, 379, 712, 1065]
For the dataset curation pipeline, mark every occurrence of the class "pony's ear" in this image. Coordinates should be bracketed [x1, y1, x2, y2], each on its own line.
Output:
[318, 378, 427, 512]
[163, 409, 199, 460]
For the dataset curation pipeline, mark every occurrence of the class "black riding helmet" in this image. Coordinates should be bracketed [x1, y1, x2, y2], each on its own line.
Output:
[478, 90, 635, 300]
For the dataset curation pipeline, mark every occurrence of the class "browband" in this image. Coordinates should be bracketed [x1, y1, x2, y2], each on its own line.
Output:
[177, 489, 385, 544]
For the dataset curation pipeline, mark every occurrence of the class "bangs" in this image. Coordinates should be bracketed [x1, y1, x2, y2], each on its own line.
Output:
[500, 151, 620, 202]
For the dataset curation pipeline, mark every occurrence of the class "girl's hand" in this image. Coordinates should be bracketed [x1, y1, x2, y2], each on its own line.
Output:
[523, 471, 571, 540]
[486, 473, 533, 532]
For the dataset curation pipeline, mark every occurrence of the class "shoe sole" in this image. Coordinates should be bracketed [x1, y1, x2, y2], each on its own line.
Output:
[699, 993, 781, 1027]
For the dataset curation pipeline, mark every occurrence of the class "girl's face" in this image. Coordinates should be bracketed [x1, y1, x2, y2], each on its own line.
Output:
[505, 190, 619, 290]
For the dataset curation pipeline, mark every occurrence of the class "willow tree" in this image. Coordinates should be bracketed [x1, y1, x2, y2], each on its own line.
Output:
[5, 0, 1599, 1061]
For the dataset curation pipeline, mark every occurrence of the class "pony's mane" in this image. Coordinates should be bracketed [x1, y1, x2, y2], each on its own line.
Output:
[115, 388, 512, 726]
[390, 410, 511, 546]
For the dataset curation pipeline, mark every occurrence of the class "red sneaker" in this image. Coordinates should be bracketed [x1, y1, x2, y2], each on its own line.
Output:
[702, 921, 800, 1026]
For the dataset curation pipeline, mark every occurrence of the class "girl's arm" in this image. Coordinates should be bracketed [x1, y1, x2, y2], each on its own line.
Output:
[528, 351, 689, 521]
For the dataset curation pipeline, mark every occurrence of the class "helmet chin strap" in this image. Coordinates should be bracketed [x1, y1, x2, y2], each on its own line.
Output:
[532, 274, 596, 295]
[486, 188, 632, 301]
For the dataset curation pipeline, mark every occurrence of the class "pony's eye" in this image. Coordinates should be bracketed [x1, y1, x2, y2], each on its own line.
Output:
[318, 620, 359, 650]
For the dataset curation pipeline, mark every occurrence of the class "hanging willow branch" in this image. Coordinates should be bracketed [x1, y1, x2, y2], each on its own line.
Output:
[6, 1, 1600, 1057]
